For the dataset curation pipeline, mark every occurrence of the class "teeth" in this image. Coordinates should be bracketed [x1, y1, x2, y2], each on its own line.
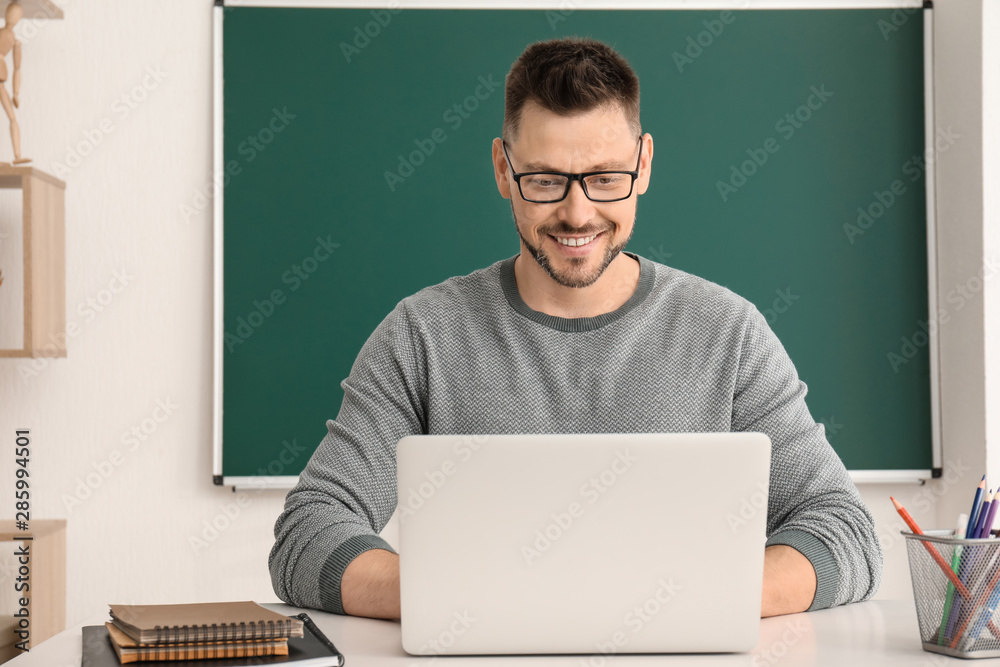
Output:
[556, 234, 597, 247]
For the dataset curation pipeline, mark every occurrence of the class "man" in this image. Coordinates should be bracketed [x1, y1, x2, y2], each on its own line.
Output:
[269, 36, 882, 621]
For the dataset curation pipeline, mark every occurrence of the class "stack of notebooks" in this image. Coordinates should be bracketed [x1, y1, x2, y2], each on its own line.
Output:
[81, 601, 344, 666]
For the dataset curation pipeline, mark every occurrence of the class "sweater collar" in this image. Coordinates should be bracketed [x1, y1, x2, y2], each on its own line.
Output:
[499, 251, 655, 332]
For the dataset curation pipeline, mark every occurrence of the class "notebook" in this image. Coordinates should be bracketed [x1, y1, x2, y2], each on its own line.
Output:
[108, 601, 303, 644]
[397, 432, 772, 655]
[104, 622, 288, 663]
[82, 613, 343, 667]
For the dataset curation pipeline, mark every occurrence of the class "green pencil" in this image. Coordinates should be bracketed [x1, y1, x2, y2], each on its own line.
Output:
[938, 512, 970, 645]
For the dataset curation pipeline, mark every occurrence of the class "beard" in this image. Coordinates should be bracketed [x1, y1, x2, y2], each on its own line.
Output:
[511, 201, 636, 289]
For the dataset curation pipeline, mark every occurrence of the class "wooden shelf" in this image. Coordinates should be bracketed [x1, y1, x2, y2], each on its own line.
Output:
[0, 520, 65, 541]
[0, 1, 63, 20]
[0, 520, 66, 659]
[0, 166, 66, 358]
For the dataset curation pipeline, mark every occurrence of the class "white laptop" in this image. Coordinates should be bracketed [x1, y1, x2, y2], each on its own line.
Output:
[396, 432, 771, 656]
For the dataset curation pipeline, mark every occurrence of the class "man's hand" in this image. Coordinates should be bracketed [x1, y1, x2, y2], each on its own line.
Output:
[761, 544, 817, 617]
[341, 548, 401, 619]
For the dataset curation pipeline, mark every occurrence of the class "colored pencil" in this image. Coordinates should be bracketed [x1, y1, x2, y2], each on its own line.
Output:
[971, 491, 992, 541]
[979, 492, 1000, 540]
[891, 489, 1000, 647]
[938, 513, 970, 645]
[954, 491, 996, 634]
[947, 478, 989, 639]
[958, 493, 998, 642]
[963, 556, 1000, 650]
[951, 556, 1000, 649]
[891, 493, 999, 645]
[969, 476, 987, 532]
[891, 497, 971, 597]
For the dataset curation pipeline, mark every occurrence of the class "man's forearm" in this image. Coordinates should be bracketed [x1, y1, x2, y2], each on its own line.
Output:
[761, 544, 817, 617]
[339, 544, 813, 620]
[340, 549, 401, 619]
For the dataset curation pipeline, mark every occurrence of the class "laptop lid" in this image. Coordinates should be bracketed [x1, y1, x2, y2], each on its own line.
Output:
[397, 432, 771, 656]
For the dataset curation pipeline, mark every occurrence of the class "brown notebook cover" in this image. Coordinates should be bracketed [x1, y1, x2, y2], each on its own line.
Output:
[105, 623, 289, 664]
[108, 601, 304, 644]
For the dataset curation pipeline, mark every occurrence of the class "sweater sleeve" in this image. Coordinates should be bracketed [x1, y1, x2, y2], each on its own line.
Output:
[268, 298, 426, 615]
[730, 304, 883, 610]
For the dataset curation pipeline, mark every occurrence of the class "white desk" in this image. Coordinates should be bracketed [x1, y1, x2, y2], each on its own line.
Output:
[7, 599, 992, 666]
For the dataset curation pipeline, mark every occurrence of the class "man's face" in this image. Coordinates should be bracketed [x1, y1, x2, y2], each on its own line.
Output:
[492, 100, 652, 289]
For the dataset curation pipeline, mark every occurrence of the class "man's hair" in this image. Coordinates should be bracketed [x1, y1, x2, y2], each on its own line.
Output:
[502, 37, 641, 146]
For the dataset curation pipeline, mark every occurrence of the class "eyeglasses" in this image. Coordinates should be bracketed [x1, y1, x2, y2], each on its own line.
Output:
[501, 137, 643, 203]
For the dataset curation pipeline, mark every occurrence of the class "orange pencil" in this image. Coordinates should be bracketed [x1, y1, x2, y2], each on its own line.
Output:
[891, 496, 971, 598]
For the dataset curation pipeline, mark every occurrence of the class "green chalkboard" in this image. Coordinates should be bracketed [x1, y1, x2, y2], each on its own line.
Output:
[217, 5, 933, 482]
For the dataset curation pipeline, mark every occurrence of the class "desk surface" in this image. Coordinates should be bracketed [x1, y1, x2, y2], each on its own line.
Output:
[9, 599, 998, 666]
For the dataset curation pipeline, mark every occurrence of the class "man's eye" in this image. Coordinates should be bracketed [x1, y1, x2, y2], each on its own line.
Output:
[592, 176, 622, 186]
[528, 177, 561, 188]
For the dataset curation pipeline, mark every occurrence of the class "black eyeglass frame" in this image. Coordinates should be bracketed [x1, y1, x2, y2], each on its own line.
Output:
[501, 136, 644, 204]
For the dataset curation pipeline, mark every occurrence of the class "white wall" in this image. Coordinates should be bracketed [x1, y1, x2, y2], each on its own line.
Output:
[0, 0, 993, 629]
[933, 0, 992, 527]
[0, 0, 292, 626]
[984, 0, 1000, 543]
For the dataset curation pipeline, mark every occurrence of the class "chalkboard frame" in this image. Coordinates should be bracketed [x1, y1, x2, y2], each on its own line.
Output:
[211, 0, 940, 489]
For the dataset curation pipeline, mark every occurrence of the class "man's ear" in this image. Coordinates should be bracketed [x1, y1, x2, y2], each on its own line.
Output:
[492, 138, 512, 200]
[636, 133, 653, 196]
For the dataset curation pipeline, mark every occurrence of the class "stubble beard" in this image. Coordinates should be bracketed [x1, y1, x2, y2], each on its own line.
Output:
[511, 201, 636, 289]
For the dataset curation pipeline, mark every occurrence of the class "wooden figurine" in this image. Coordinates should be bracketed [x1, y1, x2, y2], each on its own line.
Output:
[0, 1, 28, 164]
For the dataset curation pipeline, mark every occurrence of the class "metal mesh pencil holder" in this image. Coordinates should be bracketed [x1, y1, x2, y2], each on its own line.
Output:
[904, 529, 1000, 658]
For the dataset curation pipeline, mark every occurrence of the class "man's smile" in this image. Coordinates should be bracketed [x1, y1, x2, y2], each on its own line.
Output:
[548, 230, 605, 254]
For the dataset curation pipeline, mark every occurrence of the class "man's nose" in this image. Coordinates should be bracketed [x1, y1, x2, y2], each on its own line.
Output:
[558, 179, 595, 224]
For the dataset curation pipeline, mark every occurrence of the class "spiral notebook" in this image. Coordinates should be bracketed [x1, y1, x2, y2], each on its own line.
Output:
[103, 622, 289, 663]
[82, 612, 343, 667]
[108, 601, 303, 644]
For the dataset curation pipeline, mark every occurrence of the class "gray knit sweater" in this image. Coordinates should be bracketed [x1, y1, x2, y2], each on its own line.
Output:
[268, 251, 883, 615]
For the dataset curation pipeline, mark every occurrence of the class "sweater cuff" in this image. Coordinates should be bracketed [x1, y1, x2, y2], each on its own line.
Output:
[765, 529, 839, 611]
[318, 534, 398, 615]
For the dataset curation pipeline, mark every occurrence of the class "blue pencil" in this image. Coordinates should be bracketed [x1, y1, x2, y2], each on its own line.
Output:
[972, 493, 992, 540]
[970, 476, 987, 529]
[946, 476, 987, 641]
[958, 491, 994, 633]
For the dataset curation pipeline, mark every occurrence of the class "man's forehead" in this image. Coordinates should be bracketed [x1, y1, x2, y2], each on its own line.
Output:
[518, 99, 630, 137]
[510, 132, 637, 172]
[513, 101, 635, 169]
